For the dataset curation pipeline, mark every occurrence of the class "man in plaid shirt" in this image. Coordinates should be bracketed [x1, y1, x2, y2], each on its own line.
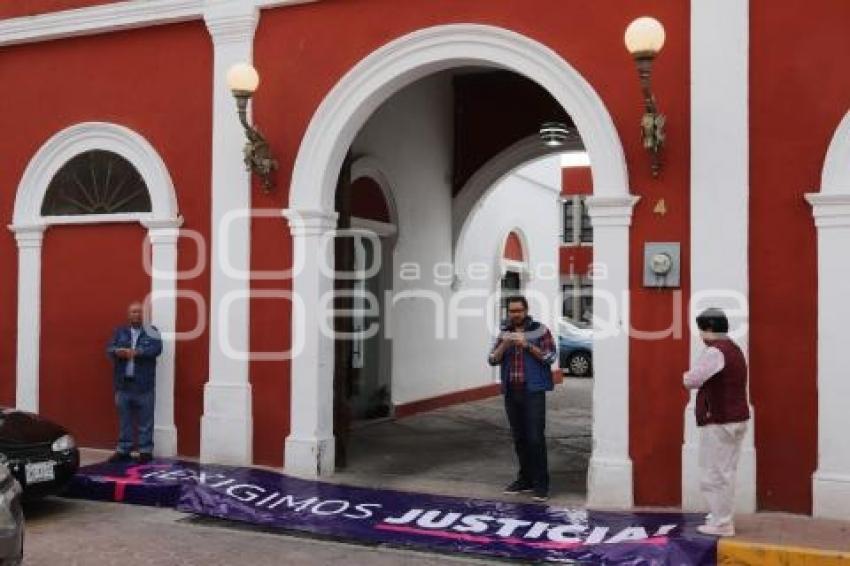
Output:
[488, 295, 557, 502]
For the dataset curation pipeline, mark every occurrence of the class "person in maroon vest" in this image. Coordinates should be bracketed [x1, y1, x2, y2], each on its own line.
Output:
[683, 308, 750, 537]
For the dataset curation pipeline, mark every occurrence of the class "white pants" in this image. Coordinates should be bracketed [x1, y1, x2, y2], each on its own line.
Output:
[698, 421, 748, 526]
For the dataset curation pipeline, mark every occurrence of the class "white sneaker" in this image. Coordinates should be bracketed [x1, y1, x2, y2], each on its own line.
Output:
[697, 523, 735, 537]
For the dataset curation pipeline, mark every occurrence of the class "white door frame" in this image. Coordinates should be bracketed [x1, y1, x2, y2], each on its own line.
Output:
[283, 23, 637, 508]
[8, 121, 182, 457]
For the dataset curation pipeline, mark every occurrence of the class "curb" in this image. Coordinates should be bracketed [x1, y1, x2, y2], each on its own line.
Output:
[718, 540, 850, 565]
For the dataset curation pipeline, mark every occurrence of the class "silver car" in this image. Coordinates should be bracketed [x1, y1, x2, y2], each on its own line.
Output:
[0, 461, 23, 566]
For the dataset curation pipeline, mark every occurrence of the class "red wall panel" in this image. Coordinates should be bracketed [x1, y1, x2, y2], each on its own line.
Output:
[40, 224, 149, 447]
[0, 22, 211, 456]
[562, 166, 593, 196]
[253, 0, 690, 503]
[749, 0, 850, 513]
[504, 232, 524, 262]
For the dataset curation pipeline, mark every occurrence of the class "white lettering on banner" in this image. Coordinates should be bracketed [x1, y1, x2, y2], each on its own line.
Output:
[546, 524, 585, 543]
[494, 518, 532, 537]
[524, 522, 550, 539]
[311, 500, 350, 516]
[376, 508, 680, 545]
[226, 484, 266, 503]
[584, 526, 609, 544]
[655, 525, 676, 537]
[384, 509, 423, 524]
[256, 492, 280, 507]
[343, 504, 382, 520]
[607, 527, 649, 544]
[141, 467, 684, 543]
[417, 510, 462, 529]
[267, 495, 318, 512]
[452, 515, 495, 534]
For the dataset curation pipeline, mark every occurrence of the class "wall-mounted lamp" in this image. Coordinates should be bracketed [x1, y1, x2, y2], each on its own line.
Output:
[539, 121, 570, 147]
[226, 62, 279, 192]
[624, 17, 666, 178]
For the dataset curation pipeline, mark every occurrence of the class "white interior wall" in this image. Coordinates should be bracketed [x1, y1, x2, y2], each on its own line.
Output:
[350, 75, 561, 407]
[350, 73, 456, 406]
[452, 156, 562, 393]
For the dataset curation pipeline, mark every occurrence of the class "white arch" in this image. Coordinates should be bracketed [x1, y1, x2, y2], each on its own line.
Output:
[8, 121, 182, 457]
[283, 24, 636, 508]
[806, 110, 850, 520]
[820, 111, 850, 194]
[350, 154, 400, 231]
[289, 24, 629, 213]
[454, 150, 565, 272]
[12, 122, 178, 226]
[452, 133, 583, 249]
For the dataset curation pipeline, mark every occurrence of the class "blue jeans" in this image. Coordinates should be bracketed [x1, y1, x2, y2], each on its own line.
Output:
[115, 386, 155, 455]
[504, 389, 549, 493]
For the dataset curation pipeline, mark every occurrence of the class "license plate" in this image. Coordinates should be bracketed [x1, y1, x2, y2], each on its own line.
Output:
[25, 461, 55, 484]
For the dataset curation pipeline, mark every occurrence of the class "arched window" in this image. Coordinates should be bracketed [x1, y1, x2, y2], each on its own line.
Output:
[40, 150, 152, 216]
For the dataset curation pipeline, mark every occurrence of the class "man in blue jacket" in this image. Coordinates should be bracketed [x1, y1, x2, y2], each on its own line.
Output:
[488, 296, 557, 502]
[106, 301, 162, 464]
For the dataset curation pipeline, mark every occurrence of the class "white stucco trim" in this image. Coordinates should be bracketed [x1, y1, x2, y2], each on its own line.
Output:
[350, 217, 397, 238]
[199, 1, 258, 466]
[8, 121, 181, 456]
[452, 134, 581, 246]
[685, 0, 756, 514]
[286, 23, 636, 508]
[289, 25, 628, 213]
[820, 113, 850, 195]
[350, 154, 400, 229]
[0, 0, 318, 47]
[805, 110, 850, 520]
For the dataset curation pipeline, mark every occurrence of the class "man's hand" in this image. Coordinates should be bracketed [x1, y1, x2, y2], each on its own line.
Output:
[511, 332, 528, 349]
[114, 348, 136, 360]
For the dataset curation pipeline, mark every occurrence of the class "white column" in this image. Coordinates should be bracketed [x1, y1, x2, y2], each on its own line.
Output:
[143, 218, 183, 457]
[282, 208, 338, 477]
[9, 224, 46, 412]
[805, 193, 850, 520]
[200, 1, 258, 465]
[585, 195, 638, 508]
[686, 0, 756, 513]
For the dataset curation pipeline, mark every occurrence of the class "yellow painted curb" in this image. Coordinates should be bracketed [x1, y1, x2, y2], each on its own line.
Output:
[719, 539, 850, 565]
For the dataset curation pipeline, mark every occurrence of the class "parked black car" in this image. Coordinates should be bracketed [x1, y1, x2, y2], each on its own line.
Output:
[0, 408, 80, 499]
[0, 463, 23, 565]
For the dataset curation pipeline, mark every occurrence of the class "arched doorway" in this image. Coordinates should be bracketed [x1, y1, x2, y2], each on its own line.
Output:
[9, 122, 182, 456]
[283, 24, 637, 508]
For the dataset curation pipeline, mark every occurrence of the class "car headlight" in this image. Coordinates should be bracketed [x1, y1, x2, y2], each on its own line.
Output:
[52, 434, 76, 452]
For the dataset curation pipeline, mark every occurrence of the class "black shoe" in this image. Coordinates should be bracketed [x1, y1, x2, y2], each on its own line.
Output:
[107, 451, 132, 464]
[138, 453, 153, 464]
[532, 489, 549, 503]
[503, 480, 533, 494]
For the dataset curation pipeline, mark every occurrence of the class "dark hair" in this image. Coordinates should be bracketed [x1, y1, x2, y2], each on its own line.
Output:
[506, 295, 529, 311]
[696, 308, 729, 334]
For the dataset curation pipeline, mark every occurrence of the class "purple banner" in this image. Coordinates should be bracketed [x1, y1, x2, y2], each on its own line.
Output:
[66, 460, 717, 564]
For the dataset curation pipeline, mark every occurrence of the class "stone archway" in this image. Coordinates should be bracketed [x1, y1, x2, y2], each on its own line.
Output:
[283, 23, 638, 508]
